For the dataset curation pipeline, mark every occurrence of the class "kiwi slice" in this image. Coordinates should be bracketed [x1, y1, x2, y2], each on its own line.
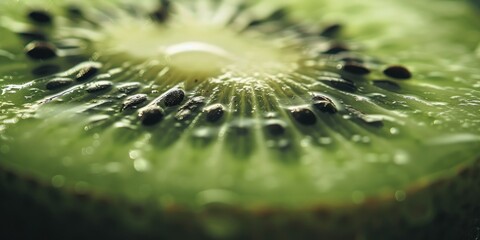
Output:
[0, 0, 479, 239]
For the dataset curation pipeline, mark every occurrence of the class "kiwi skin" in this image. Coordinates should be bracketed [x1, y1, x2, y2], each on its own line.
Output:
[1, 158, 479, 240]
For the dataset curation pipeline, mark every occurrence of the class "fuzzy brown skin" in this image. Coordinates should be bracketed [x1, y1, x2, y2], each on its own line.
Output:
[1, 158, 479, 240]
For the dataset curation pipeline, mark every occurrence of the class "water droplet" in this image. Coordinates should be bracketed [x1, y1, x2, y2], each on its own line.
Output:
[129, 150, 141, 160]
[351, 135, 362, 142]
[81, 146, 94, 155]
[51, 175, 65, 188]
[393, 151, 410, 165]
[319, 137, 332, 145]
[134, 159, 150, 172]
[301, 137, 313, 147]
[105, 162, 122, 173]
[394, 190, 406, 202]
[390, 127, 400, 135]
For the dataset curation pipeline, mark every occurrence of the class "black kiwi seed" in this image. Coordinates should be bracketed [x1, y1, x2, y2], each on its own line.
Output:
[76, 65, 100, 81]
[312, 95, 338, 113]
[204, 104, 225, 123]
[45, 78, 73, 90]
[319, 23, 343, 38]
[139, 106, 164, 126]
[290, 107, 317, 125]
[383, 65, 412, 80]
[248, 8, 287, 27]
[32, 64, 60, 76]
[323, 44, 349, 55]
[27, 10, 53, 24]
[265, 120, 286, 136]
[122, 94, 147, 111]
[85, 81, 113, 93]
[25, 41, 57, 60]
[341, 63, 371, 75]
[66, 5, 84, 17]
[373, 80, 401, 91]
[163, 88, 185, 107]
[150, 0, 171, 22]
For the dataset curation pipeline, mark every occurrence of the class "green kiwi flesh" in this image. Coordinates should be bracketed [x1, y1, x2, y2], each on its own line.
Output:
[0, 0, 479, 239]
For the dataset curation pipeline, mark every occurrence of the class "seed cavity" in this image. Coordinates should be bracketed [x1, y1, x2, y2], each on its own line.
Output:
[175, 109, 192, 121]
[383, 65, 412, 80]
[117, 82, 141, 94]
[175, 96, 206, 121]
[341, 63, 371, 75]
[76, 65, 100, 81]
[32, 64, 60, 76]
[139, 105, 164, 126]
[320, 23, 343, 38]
[373, 80, 401, 92]
[122, 94, 147, 111]
[228, 122, 250, 136]
[312, 94, 338, 113]
[347, 107, 383, 127]
[85, 81, 113, 93]
[248, 8, 287, 27]
[265, 120, 287, 136]
[46, 78, 73, 90]
[340, 57, 364, 64]
[290, 107, 317, 125]
[323, 44, 349, 55]
[320, 77, 357, 93]
[25, 41, 57, 60]
[17, 30, 47, 41]
[163, 88, 185, 107]
[204, 104, 225, 123]
[28, 10, 53, 24]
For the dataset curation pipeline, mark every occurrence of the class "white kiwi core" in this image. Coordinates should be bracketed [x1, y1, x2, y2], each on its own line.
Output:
[96, 17, 300, 78]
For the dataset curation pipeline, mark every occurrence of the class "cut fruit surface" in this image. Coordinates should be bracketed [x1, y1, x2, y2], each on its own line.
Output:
[0, 0, 479, 239]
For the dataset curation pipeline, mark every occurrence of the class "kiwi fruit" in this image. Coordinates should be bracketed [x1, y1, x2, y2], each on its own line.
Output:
[0, 0, 479, 239]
